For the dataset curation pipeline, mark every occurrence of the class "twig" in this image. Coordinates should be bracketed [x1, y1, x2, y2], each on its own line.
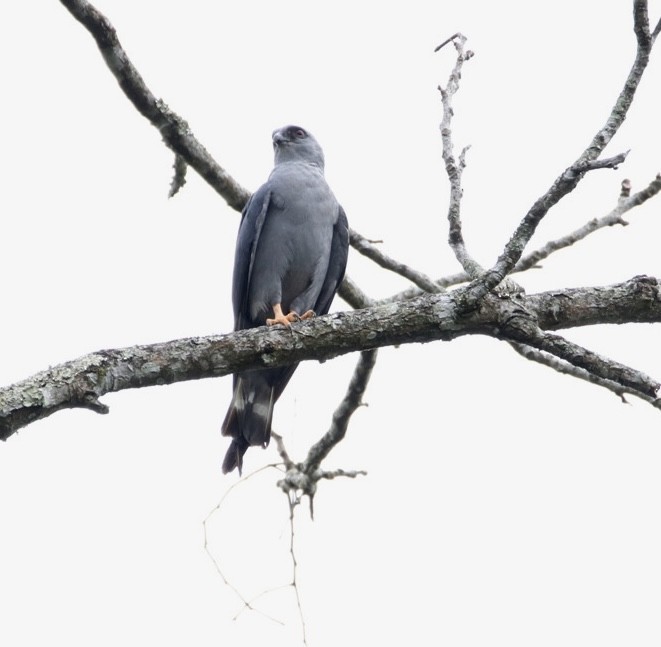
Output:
[318, 468, 368, 480]
[303, 350, 377, 475]
[275, 349, 375, 516]
[349, 229, 441, 293]
[203, 465, 286, 625]
[437, 34, 480, 278]
[168, 154, 188, 198]
[271, 431, 296, 471]
[434, 32, 462, 53]
[437, 35, 522, 296]
[653, 17, 661, 42]
[577, 151, 629, 171]
[513, 174, 661, 272]
[286, 495, 308, 646]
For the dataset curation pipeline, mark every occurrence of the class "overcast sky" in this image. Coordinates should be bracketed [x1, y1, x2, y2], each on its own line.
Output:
[1, 1, 661, 646]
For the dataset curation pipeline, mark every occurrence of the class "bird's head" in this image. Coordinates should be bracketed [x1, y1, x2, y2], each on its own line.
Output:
[272, 125, 325, 169]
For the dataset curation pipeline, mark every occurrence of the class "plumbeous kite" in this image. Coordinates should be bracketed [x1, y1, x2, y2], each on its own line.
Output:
[221, 125, 349, 474]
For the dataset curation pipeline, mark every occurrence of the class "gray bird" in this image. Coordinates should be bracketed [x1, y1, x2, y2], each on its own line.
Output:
[221, 125, 349, 474]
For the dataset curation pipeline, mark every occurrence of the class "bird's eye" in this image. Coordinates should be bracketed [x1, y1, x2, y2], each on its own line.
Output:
[295, 128, 306, 138]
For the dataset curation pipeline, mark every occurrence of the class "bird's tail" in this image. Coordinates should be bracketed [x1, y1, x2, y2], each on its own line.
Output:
[221, 375, 275, 475]
[221, 436, 250, 475]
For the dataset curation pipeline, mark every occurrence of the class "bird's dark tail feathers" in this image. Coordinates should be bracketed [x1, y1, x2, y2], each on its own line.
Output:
[221, 375, 275, 475]
[221, 436, 250, 475]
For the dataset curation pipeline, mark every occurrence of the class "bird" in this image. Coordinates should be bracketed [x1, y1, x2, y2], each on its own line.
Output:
[221, 125, 349, 474]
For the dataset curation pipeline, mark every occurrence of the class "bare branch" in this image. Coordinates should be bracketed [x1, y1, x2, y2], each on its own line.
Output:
[2, 276, 661, 439]
[437, 34, 482, 278]
[434, 32, 463, 53]
[303, 349, 378, 474]
[285, 495, 308, 646]
[578, 151, 629, 171]
[337, 275, 373, 310]
[501, 318, 659, 398]
[203, 465, 287, 625]
[436, 36, 522, 297]
[653, 17, 661, 42]
[274, 349, 375, 513]
[318, 468, 368, 481]
[514, 173, 661, 272]
[634, 0, 652, 45]
[349, 229, 441, 293]
[168, 154, 188, 198]
[462, 2, 656, 306]
[270, 431, 296, 471]
[510, 342, 661, 409]
[59, 0, 251, 209]
[386, 173, 661, 302]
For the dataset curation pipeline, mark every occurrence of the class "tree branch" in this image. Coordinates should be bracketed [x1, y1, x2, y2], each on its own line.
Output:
[437, 35, 482, 279]
[349, 230, 441, 293]
[59, 0, 251, 211]
[462, 2, 656, 306]
[512, 174, 661, 272]
[500, 318, 658, 398]
[275, 349, 376, 512]
[385, 173, 661, 301]
[2, 276, 660, 440]
[436, 34, 522, 297]
[303, 349, 378, 474]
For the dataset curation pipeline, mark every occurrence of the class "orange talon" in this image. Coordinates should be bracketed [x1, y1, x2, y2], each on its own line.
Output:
[266, 304, 300, 326]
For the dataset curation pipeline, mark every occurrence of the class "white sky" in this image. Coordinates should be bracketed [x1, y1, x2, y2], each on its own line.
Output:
[1, 1, 661, 645]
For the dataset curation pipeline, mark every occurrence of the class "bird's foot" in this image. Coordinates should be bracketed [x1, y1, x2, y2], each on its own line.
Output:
[267, 304, 300, 327]
[266, 312, 299, 326]
[299, 310, 316, 321]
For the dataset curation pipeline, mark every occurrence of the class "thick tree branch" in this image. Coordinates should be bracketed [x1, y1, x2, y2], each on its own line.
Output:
[2, 276, 660, 440]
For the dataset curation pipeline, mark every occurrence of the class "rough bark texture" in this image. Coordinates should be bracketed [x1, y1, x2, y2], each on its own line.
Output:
[2, 276, 660, 441]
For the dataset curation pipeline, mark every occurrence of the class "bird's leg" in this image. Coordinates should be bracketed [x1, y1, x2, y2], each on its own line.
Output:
[266, 303, 300, 326]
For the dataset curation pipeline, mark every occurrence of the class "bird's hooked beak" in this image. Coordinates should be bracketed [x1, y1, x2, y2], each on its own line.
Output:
[272, 130, 288, 148]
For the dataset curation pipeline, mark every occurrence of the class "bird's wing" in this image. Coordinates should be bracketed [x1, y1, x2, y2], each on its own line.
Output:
[231, 184, 272, 330]
[314, 205, 349, 316]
